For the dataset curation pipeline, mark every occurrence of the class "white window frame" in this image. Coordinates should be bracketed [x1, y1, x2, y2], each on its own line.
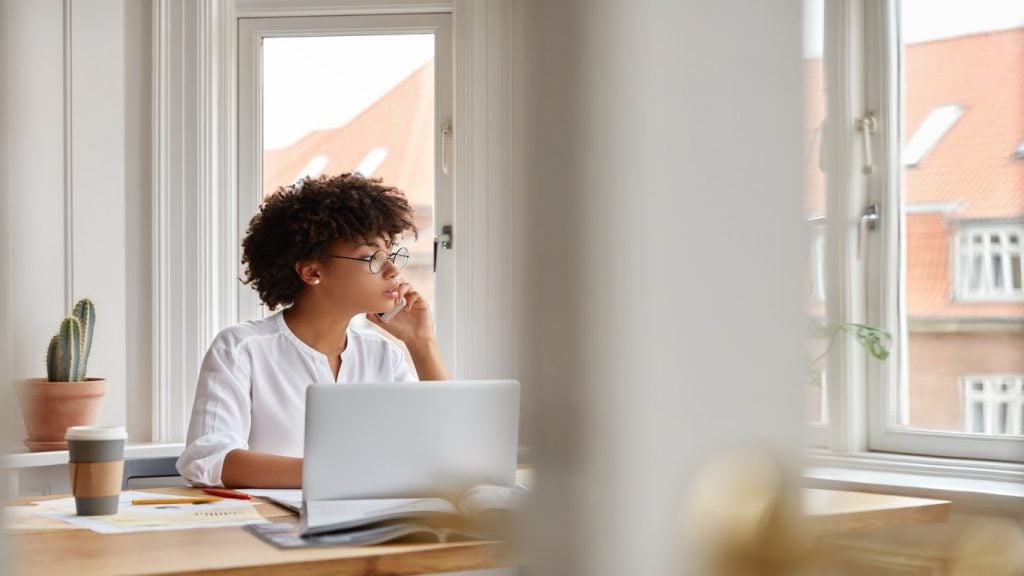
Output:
[814, 0, 1024, 466]
[154, 0, 515, 443]
[954, 221, 1024, 302]
[808, 220, 826, 305]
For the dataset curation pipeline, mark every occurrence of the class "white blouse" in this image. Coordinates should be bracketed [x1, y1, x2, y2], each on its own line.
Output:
[176, 311, 414, 486]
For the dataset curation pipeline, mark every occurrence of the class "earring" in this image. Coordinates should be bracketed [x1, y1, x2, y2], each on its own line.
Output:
[311, 278, 321, 285]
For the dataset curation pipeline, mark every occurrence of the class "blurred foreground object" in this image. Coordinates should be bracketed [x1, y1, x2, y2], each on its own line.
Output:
[680, 447, 815, 576]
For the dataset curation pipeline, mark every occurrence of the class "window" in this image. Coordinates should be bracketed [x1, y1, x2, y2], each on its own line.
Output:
[812, 0, 1024, 462]
[955, 222, 1024, 301]
[894, 0, 1024, 457]
[963, 376, 1024, 436]
[152, 1, 510, 442]
[238, 14, 454, 361]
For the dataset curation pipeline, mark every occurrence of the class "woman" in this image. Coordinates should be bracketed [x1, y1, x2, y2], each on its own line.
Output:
[176, 173, 448, 487]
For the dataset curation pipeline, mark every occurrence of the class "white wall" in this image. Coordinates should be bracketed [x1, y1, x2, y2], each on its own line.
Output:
[514, 1, 805, 574]
[6, 0, 68, 440]
[3, 0, 152, 445]
[1, 0, 13, 533]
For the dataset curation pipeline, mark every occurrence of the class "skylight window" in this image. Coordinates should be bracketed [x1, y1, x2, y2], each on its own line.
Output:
[903, 104, 963, 167]
[354, 147, 389, 177]
[292, 155, 330, 183]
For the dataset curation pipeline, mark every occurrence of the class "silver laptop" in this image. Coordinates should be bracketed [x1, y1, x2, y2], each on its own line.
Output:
[303, 379, 520, 503]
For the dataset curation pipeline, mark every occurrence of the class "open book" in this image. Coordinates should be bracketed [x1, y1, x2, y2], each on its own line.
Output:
[246, 520, 484, 548]
[301, 483, 528, 538]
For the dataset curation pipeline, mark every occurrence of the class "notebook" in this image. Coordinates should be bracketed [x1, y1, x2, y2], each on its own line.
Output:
[303, 380, 521, 503]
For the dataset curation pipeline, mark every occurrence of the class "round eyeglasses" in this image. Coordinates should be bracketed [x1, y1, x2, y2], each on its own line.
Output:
[328, 246, 410, 274]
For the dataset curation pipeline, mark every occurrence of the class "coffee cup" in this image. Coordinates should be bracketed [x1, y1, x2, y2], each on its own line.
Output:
[66, 425, 127, 515]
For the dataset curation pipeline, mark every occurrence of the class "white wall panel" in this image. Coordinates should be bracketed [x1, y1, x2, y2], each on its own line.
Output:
[6, 0, 67, 439]
[4, 0, 149, 444]
[70, 0, 127, 428]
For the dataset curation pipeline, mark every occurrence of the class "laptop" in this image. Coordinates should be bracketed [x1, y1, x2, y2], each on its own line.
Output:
[303, 379, 520, 504]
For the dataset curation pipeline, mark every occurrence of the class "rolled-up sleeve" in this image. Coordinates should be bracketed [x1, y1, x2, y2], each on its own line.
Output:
[176, 345, 253, 486]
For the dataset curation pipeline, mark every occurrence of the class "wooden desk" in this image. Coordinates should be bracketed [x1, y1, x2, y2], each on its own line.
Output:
[7, 487, 949, 576]
[804, 488, 951, 535]
[8, 487, 517, 576]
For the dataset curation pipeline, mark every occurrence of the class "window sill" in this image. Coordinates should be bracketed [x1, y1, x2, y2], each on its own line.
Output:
[803, 449, 1024, 511]
[3, 442, 184, 470]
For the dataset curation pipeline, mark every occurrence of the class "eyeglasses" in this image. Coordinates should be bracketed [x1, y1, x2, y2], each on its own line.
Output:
[328, 246, 410, 274]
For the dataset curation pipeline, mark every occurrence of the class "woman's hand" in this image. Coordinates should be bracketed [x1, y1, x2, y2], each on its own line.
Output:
[366, 280, 436, 344]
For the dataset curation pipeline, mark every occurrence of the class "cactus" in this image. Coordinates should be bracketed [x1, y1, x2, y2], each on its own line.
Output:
[46, 335, 59, 381]
[45, 298, 96, 382]
[72, 298, 96, 378]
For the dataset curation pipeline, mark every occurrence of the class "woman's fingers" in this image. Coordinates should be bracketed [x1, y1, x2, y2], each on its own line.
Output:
[403, 289, 422, 311]
[394, 278, 426, 311]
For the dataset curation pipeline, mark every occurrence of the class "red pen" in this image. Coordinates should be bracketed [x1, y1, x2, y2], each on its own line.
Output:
[201, 488, 252, 500]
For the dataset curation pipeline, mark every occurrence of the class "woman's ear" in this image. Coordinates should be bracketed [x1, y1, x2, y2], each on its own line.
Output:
[295, 261, 322, 286]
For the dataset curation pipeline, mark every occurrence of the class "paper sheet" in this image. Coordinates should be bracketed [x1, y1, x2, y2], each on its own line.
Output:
[27, 490, 269, 534]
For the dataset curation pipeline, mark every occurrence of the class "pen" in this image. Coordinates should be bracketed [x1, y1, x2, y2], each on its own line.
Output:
[131, 497, 223, 505]
[201, 488, 252, 500]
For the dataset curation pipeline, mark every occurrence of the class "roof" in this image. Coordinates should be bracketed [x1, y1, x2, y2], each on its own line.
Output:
[902, 28, 1024, 219]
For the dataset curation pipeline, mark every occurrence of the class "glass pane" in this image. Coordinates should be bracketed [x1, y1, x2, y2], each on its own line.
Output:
[803, 0, 828, 427]
[899, 1, 1024, 436]
[261, 35, 437, 336]
[993, 255, 1004, 288]
[971, 402, 985, 433]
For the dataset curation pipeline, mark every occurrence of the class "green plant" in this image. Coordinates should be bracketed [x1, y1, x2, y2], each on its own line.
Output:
[45, 298, 96, 382]
[806, 315, 891, 386]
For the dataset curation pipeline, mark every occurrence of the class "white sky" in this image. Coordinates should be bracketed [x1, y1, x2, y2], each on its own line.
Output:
[803, 0, 1024, 58]
[263, 35, 433, 150]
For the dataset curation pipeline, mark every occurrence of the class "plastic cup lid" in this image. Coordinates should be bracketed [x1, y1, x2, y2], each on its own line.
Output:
[65, 426, 128, 441]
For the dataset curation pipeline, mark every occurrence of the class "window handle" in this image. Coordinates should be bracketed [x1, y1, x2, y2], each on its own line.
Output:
[856, 113, 878, 175]
[441, 121, 453, 175]
[858, 203, 880, 261]
[433, 225, 453, 272]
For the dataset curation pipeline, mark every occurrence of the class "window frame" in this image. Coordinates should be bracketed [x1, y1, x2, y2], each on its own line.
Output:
[815, 0, 1024, 465]
[154, 0, 516, 443]
[236, 13, 455, 359]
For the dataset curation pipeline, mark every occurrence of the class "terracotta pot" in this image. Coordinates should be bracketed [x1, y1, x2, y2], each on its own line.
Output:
[16, 378, 108, 452]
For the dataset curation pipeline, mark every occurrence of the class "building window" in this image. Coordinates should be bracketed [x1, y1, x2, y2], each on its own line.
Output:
[963, 375, 1024, 436]
[955, 222, 1024, 302]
